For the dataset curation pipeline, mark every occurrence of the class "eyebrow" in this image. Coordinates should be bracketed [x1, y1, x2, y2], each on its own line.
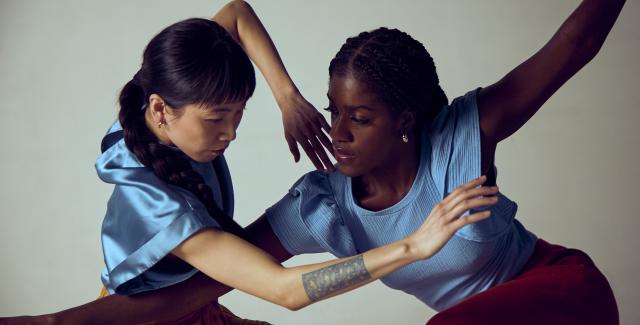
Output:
[208, 105, 246, 113]
[326, 94, 376, 111]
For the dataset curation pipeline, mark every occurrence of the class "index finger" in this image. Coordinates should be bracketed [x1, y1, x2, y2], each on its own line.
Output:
[316, 113, 331, 133]
[315, 128, 334, 157]
[442, 175, 487, 204]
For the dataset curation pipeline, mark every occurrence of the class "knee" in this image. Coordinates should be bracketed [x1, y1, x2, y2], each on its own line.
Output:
[569, 264, 619, 324]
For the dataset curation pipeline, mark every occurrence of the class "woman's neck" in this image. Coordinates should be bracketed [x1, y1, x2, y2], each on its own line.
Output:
[353, 138, 421, 211]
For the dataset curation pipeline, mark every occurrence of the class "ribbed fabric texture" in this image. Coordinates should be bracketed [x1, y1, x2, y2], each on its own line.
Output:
[266, 89, 537, 311]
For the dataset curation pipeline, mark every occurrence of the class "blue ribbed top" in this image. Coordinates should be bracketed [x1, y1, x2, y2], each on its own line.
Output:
[266, 89, 537, 311]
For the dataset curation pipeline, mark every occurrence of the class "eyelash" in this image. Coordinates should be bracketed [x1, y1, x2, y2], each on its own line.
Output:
[323, 107, 369, 124]
[323, 107, 336, 114]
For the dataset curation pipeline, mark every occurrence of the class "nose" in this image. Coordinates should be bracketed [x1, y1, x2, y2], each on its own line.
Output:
[329, 114, 352, 144]
[218, 123, 236, 142]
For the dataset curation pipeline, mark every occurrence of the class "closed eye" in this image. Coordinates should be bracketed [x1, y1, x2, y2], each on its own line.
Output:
[323, 107, 337, 114]
[351, 116, 369, 124]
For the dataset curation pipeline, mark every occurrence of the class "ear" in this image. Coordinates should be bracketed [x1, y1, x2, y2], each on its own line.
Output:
[397, 110, 416, 134]
[148, 94, 168, 124]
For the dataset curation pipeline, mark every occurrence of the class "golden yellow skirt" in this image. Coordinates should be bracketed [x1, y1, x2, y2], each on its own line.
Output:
[98, 287, 271, 325]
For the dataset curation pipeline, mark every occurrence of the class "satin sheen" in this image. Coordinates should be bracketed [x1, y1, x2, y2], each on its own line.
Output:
[96, 121, 234, 295]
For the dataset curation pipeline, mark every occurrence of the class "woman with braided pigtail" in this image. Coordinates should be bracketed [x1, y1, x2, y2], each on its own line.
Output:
[118, 70, 246, 240]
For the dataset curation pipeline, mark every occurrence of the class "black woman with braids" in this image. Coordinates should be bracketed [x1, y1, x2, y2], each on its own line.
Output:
[1, 0, 623, 324]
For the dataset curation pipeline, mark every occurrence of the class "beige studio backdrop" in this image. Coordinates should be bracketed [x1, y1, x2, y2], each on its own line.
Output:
[1, 0, 639, 324]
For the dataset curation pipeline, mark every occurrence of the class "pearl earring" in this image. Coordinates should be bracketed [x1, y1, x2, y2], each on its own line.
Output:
[402, 133, 409, 143]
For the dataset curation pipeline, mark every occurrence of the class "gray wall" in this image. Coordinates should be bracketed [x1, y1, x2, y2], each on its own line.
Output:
[1, 0, 638, 324]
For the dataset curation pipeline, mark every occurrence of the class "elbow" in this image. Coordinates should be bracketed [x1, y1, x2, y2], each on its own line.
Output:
[281, 297, 308, 311]
[561, 31, 603, 64]
[226, 0, 253, 14]
[273, 289, 309, 311]
[576, 36, 603, 62]
[288, 304, 305, 312]
[269, 268, 312, 311]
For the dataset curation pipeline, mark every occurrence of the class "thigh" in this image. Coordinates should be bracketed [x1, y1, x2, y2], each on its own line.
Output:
[427, 240, 618, 325]
[155, 302, 272, 325]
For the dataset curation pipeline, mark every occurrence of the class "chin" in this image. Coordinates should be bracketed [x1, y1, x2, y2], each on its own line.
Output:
[337, 164, 364, 178]
[187, 152, 217, 163]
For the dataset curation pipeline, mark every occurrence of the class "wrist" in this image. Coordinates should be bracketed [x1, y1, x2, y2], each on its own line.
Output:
[397, 236, 421, 263]
[273, 83, 300, 110]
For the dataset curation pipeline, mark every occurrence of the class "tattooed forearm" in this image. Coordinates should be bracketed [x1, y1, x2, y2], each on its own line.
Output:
[301, 255, 371, 302]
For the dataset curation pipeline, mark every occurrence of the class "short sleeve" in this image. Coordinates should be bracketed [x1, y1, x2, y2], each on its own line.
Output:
[97, 140, 221, 295]
[428, 89, 514, 241]
[265, 171, 357, 257]
[428, 88, 482, 196]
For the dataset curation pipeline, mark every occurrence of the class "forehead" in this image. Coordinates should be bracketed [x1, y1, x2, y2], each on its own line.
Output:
[328, 75, 386, 108]
[185, 100, 246, 116]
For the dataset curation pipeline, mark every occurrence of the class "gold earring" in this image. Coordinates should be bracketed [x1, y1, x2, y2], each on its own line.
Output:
[157, 122, 164, 128]
[402, 133, 409, 143]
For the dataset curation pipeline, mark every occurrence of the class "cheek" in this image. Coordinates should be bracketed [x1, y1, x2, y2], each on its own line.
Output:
[194, 126, 220, 149]
[355, 125, 395, 152]
[354, 127, 398, 164]
[170, 120, 207, 149]
[235, 111, 244, 126]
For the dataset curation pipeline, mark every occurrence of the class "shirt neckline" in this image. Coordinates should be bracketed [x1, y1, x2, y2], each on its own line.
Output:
[345, 130, 431, 217]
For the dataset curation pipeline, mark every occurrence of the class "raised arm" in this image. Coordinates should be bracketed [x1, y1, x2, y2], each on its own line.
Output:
[477, 0, 625, 173]
[214, 0, 334, 171]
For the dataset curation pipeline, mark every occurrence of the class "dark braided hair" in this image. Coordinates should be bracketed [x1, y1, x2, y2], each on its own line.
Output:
[329, 27, 448, 130]
[118, 18, 255, 238]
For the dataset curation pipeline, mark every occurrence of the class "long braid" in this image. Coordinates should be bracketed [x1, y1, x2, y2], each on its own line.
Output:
[116, 18, 253, 239]
[329, 27, 448, 129]
[118, 73, 246, 239]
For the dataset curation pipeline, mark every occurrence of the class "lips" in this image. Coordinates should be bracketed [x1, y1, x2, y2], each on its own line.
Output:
[333, 145, 355, 162]
[211, 146, 228, 155]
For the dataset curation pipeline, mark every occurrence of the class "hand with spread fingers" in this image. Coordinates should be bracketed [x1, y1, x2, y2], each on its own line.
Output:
[410, 175, 499, 260]
[278, 91, 334, 172]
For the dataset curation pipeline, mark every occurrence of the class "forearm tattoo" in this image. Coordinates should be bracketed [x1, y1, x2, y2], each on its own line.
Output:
[301, 255, 371, 301]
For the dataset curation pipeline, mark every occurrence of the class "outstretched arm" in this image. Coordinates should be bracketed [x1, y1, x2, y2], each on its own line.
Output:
[215, 0, 334, 171]
[47, 216, 291, 324]
[1, 177, 497, 323]
[171, 176, 496, 311]
[477, 0, 625, 174]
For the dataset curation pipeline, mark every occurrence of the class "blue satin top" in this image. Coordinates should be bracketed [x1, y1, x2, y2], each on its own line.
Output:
[265, 89, 538, 311]
[95, 122, 234, 295]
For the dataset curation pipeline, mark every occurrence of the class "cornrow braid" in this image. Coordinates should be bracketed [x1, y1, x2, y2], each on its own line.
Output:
[116, 18, 255, 239]
[329, 27, 448, 129]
